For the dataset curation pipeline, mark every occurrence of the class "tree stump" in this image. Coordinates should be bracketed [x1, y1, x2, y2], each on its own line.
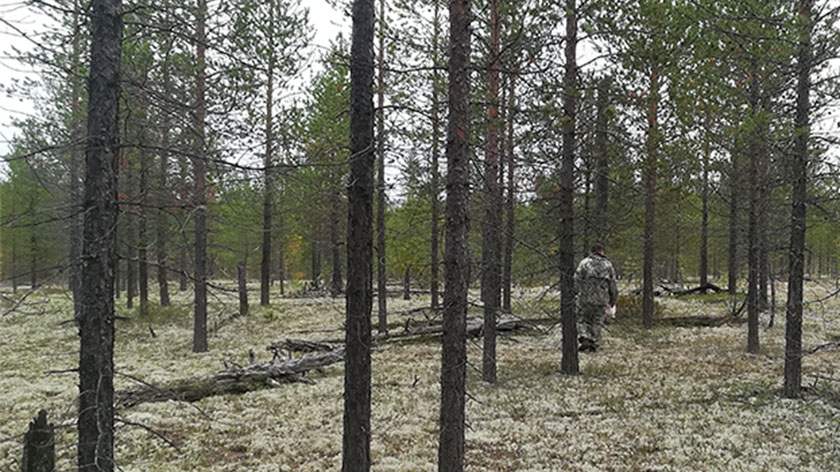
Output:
[21, 410, 54, 472]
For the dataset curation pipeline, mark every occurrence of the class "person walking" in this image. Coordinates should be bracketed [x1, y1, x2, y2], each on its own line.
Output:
[574, 242, 618, 352]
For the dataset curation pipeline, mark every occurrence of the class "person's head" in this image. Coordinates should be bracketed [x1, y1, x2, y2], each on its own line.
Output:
[591, 242, 605, 255]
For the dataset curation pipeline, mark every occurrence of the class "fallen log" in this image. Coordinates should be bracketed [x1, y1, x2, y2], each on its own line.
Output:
[116, 349, 344, 408]
[270, 318, 540, 355]
[673, 283, 724, 296]
[653, 314, 740, 328]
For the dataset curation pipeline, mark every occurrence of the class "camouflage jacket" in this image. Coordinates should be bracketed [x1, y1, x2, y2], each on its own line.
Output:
[574, 253, 618, 307]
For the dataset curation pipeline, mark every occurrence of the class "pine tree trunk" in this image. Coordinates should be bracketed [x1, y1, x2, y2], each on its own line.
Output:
[78, 0, 121, 468]
[331, 187, 343, 296]
[238, 262, 248, 317]
[785, 0, 812, 399]
[594, 77, 609, 241]
[138, 143, 149, 318]
[376, 0, 388, 332]
[501, 71, 516, 313]
[642, 67, 659, 329]
[728, 149, 739, 296]
[342, 0, 375, 469]
[68, 0, 84, 318]
[560, 0, 579, 373]
[126, 157, 136, 310]
[746, 95, 760, 354]
[261, 23, 275, 307]
[311, 238, 322, 288]
[700, 114, 710, 287]
[429, 0, 442, 311]
[481, 0, 502, 383]
[156, 53, 171, 307]
[192, 0, 208, 353]
[439, 0, 471, 468]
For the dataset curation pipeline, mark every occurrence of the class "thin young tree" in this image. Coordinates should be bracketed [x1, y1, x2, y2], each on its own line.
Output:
[77, 0, 122, 469]
[376, 0, 388, 332]
[192, 0, 209, 353]
[784, 0, 812, 399]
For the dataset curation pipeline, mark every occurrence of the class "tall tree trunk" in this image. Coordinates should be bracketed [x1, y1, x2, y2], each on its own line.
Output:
[560, 0, 579, 374]
[746, 94, 760, 354]
[439, 0, 470, 468]
[126, 156, 136, 309]
[331, 186, 343, 296]
[502, 71, 516, 313]
[278, 200, 285, 296]
[758, 153, 769, 311]
[342, 0, 375, 469]
[261, 14, 275, 307]
[69, 0, 84, 318]
[481, 0, 502, 384]
[728, 148, 739, 296]
[78, 0, 121, 469]
[138, 141, 149, 317]
[699, 113, 710, 287]
[156, 47, 171, 307]
[642, 67, 659, 329]
[429, 0, 442, 311]
[785, 0, 812, 399]
[376, 0, 388, 332]
[594, 76, 609, 241]
[192, 0, 208, 353]
[29, 231, 36, 289]
[312, 237, 322, 287]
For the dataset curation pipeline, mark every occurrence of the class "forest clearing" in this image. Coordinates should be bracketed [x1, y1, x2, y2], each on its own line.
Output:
[2, 281, 839, 471]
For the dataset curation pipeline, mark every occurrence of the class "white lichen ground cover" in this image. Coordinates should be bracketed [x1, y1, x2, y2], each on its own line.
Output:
[1, 281, 839, 471]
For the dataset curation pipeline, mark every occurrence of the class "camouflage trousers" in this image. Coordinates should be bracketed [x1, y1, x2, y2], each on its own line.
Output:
[577, 303, 607, 348]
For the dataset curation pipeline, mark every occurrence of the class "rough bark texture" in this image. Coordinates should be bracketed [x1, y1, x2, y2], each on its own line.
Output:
[642, 67, 659, 329]
[785, 0, 811, 399]
[481, 0, 502, 383]
[192, 0, 208, 353]
[343, 0, 375, 469]
[376, 0, 388, 332]
[330, 187, 344, 296]
[78, 1, 121, 469]
[429, 0, 441, 311]
[439, 0, 470, 468]
[746, 112, 760, 354]
[560, 0, 579, 374]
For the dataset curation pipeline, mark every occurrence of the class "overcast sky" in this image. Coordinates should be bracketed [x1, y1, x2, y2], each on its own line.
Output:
[0, 0, 347, 156]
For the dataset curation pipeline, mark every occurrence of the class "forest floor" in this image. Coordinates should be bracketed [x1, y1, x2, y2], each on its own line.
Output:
[1, 280, 839, 471]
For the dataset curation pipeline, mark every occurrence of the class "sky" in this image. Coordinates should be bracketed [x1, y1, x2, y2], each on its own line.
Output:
[0, 0, 348, 157]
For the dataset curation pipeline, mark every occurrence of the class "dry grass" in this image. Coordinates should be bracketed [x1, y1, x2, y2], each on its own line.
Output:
[1, 280, 839, 471]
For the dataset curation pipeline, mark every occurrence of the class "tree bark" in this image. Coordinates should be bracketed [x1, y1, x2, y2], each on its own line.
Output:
[746, 95, 760, 354]
[429, 0, 442, 312]
[138, 140, 149, 318]
[481, 0, 502, 383]
[22, 410, 55, 472]
[331, 186, 344, 296]
[642, 67, 659, 329]
[125, 155, 136, 310]
[728, 147, 739, 296]
[343, 0, 375, 469]
[699, 113, 710, 287]
[560, 0, 579, 374]
[261, 13, 275, 307]
[376, 0, 388, 332]
[192, 0, 208, 353]
[238, 262, 248, 317]
[156, 44, 172, 307]
[439, 0, 470, 468]
[78, 0, 121, 469]
[785, 0, 812, 399]
[502, 71, 516, 313]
